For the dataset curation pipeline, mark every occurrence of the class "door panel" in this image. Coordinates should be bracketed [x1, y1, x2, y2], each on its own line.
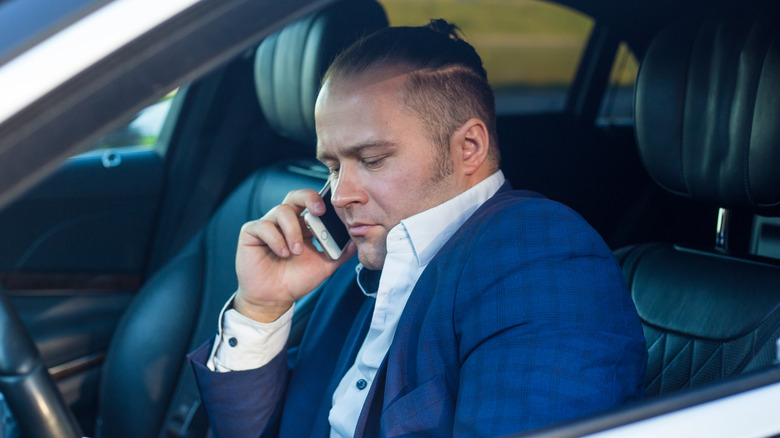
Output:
[10, 293, 135, 368]
[0, 145, 164, 428]
[0, 147, 162, 273]
[8, 290, 135, 429]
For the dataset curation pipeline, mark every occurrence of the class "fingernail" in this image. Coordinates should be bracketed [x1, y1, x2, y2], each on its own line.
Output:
[280, 247, 290, 257]
[313, 202, 325, 214]
[293, 243, 303, 255]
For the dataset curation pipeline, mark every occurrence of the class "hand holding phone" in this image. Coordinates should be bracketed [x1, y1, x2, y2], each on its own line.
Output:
[301, 181, 350, 260]
[233, 183, 353, 323]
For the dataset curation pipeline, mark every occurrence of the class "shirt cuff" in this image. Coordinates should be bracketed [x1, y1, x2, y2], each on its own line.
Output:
[207, 293, 295, 372]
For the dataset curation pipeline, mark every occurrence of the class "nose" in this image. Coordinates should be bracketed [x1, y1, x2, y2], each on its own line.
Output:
[330, 166, 364, 208]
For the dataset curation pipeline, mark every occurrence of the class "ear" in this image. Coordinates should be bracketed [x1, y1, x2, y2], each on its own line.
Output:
[451, 118, 490, 176]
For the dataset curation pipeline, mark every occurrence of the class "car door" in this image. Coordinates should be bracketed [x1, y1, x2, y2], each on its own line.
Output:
[0, 96, 176, 427]
[518, 366, 780, 438]
[0, 17, 296, 432]
[0, 51, 273, 433]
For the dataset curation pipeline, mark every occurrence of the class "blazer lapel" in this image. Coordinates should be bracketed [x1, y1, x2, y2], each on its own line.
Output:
[302, 184, 513, 437]
[363, 187, 513, 435]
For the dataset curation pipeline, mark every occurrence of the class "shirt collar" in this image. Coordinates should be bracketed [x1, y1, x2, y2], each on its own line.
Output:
[355, 170, 505, 295]
[356, 264, 381, 297]
[402, 170, 505, 266]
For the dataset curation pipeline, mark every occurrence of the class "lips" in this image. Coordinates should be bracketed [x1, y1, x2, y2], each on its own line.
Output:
[346, 222, 376, 237]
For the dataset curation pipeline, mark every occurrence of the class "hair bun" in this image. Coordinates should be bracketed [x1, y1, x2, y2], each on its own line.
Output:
[426, 19, 463, 41]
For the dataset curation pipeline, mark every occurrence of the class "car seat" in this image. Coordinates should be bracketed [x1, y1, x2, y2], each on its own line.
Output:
[94, 2, 388, 437]
[616, 1, 780, 397]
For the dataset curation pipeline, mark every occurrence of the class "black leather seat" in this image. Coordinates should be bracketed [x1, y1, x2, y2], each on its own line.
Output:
[617, 1, 780, 397]
[94, 2, 387, 437]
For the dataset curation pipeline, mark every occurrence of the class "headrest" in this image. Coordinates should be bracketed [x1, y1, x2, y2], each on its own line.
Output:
[254, 0, 388, 147]
[634, 2, 780, 214]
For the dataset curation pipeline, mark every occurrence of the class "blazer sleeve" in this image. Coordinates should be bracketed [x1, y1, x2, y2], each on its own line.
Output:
[452, 198, 647, 436]
[188, 339, 289, 438]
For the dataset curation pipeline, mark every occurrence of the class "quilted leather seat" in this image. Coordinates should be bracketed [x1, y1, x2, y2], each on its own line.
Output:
[617, 1, 780, 397]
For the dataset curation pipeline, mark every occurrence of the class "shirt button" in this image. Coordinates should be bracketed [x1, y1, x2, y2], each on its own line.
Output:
[228, 337, 238, 347]
[356, 379, 367, 390]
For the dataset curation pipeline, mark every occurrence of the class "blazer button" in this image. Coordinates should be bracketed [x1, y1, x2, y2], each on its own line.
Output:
[356, 379, 367, 390]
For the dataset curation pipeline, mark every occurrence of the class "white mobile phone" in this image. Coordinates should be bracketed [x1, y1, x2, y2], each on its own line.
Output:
[301, 182, 350, 260]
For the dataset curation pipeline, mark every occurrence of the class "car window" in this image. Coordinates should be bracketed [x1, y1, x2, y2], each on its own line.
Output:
[0, 0, 109, 68]
[85, 88, 179, 153]
[598, 42, 639, 124]
[379, 0, 594, 114]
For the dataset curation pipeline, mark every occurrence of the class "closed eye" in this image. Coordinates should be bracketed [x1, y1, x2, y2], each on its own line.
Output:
[362, 155, 387, 169]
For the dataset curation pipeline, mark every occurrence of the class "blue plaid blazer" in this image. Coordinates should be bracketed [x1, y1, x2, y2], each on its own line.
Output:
[190, 186, 647, 437]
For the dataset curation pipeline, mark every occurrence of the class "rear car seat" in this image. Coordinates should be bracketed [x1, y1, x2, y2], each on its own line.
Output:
[94, 2, 388, 437]
[617, 1, 780, 397]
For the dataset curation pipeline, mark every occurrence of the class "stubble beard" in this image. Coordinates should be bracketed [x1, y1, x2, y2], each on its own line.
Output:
[358, 146, 455, 272]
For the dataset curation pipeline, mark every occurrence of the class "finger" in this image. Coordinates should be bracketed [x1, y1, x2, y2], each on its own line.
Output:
[240, 218, 291, 258]
[274, 204, 306, 255]
[283, 188, 325, 216]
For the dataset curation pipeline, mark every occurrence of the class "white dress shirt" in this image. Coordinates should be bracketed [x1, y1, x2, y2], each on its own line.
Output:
[209, 170, 505, 436]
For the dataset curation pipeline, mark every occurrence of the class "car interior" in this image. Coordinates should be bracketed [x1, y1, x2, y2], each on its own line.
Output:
[0, 0, 778, 437]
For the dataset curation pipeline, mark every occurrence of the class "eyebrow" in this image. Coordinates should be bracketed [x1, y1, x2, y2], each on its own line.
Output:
[317, 140, 397, 162]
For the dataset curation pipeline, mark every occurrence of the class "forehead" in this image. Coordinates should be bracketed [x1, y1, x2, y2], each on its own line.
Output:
[317, 66, 410, 110]
[314, 67, 421, 158]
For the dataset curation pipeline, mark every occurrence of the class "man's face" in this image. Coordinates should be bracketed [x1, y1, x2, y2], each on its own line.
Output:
[314, 68, 465, 270]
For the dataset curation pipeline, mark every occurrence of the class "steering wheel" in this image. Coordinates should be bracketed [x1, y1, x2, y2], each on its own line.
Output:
[0, 290, 82, 438]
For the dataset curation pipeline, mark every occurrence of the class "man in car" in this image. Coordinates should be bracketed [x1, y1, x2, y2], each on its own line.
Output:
[189, 20, 647, 437]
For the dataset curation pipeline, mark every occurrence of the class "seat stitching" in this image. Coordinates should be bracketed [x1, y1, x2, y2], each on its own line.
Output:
[734, 328, 763, 373]
[688, 337, 695, 387]
[647, 333, 692, 390]
[646, 330, 664, 351]
[645, 333, 666, 390]
[729, 313, 780, 374]
[688, 341, 724, 385]
[655, 336, 696, 391]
